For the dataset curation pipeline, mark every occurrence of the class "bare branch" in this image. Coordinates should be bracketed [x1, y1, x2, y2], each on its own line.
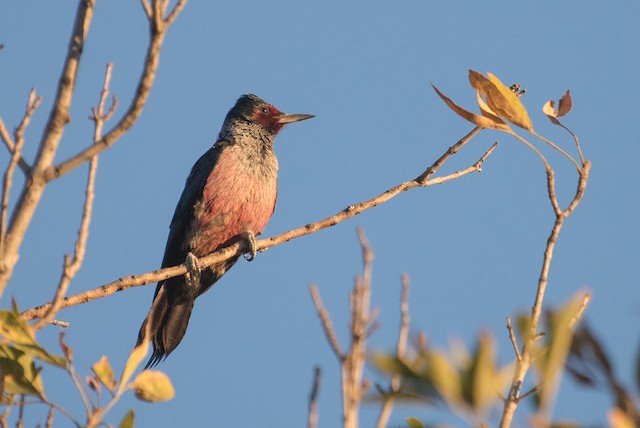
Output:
[1, 89, 41, 254]
[44, 35, 156, 180]
[0, 119, 30, 174]
[0, 0, 96, 295]
[506, 316, 522, 361]
[43, 1, 188, 183]
[165, 0, 188, 26]
[546, 168, 562, 217]
[415, 126, 481, 184]
[568, 292, 591, 330]
[0, 118, 13, 152]
[308, 366, 321, 428]
[309, 284, 343, 360]
[500, 159, 591, 428]
[0, 0, 187, 295]
[140, 0, 152, 18]
[376, 273, 411, 428]
[340, 230, 375, 428]
[32, 65, 113, 330]
[21, 130, 497, 320]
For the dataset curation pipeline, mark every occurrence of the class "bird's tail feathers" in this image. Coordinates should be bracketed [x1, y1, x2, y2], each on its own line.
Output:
[137, 279, 196, 369]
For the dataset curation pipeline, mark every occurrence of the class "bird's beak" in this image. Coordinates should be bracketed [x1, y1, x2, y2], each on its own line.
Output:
[277, 113, 315, 124]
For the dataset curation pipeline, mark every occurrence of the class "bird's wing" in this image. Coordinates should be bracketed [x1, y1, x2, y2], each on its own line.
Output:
[152, 143, 224, 297]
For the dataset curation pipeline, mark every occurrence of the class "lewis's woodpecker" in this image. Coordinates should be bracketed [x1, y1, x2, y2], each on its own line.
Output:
[137, 94, 313, 367]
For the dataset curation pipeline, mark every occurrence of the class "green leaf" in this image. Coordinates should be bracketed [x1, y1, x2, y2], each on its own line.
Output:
[534, 294, 583, 409]
[0, 308, 66, 368]
[427, 350, 462, 405]
[406, 417, 426, 428]
[469, 334, 493, 409]
[130, 370, 174, 402]
[118, 409, 135, 428]
[369, 354, 417, 378]
[117, 341, 149, 395]
[0, 344, 46, 399]
[92, 355, 117, 393]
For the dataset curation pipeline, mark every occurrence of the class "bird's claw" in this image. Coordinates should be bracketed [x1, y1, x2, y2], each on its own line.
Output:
[242, 230, 257, 261]
[185, 252, 201, 289]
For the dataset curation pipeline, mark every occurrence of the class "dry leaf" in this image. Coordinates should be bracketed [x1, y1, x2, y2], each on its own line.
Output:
[92, 355, 117, 392]
[469, 70, 533, 131]
[431, 83, 511, 131]
[557, 90, 572, 117]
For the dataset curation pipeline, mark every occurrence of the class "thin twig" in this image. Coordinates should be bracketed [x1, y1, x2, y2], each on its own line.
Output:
[309, 284, 343, 359]
[165, 0, 188, 26]
[1, 90, 41, 255]
[506, 316, 522, 361]
[45, 404, 54, 428]
[308, 366, 321, 428]
[0, 0, 187, 296]
[499, 158, 590, 427]
[32, 65, 112, 330]
[518, 383, 541, 402]
[22, 130, 497, 321]
[140, 0, 152, 18]
[341, 229, 374, 428]
[568, 292, 591, 330]
[376, 273, 411, 428]
[0, 119, 30, 174]
[0, 0, 96, 296]
[43, 0, 183, 183]
[531, 131, 581, 171]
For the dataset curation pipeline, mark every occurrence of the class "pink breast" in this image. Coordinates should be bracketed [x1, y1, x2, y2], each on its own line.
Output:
[189, 148, 277, 257]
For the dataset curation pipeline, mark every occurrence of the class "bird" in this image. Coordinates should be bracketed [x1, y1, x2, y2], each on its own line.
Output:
[137, 94, 314, 368]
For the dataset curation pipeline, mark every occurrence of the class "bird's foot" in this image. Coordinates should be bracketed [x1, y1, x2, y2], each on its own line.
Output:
[242, 230, 257, 261]
[185, 252, 201, 289]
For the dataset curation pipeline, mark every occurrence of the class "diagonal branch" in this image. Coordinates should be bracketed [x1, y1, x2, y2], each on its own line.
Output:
[21, 129, 497, 321]
[1, 90, 41, 254]
[0, 0, 96, 295]
[309, 285, 343, 360]
[500, 159, 590, 427]
[0, 0, 188, 296]
[43, 1, 186, 183]
[32, 65, 114, 330]
[376, 273, 411, 428]
[308, 366, 321, 428]
[0, 119, 31, 174]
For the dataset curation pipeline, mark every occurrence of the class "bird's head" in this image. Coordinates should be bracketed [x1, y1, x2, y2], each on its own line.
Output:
[227, 94, 314, 135]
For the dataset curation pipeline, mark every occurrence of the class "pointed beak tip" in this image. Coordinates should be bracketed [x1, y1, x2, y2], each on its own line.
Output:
[278, 113, 315, 124]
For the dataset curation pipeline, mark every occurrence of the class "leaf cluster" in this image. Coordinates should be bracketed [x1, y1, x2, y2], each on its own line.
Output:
[0, 302, 173, 427]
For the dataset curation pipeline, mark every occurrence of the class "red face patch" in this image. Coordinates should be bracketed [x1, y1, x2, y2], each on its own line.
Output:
[253, 104, 285, 134]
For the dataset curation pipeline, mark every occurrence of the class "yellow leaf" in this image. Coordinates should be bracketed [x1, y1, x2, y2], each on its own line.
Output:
[470, 334, 501, 411]
[92, 355, 117, 392]
[469, 70, 533, 131]
[476, 90, 503, 122]
[431, 83, 511, 131]
[130, 370, 174, 402]
[427, 350, 462, 405]
[118, 409, 135, 428]
[486, 72, 533, 131]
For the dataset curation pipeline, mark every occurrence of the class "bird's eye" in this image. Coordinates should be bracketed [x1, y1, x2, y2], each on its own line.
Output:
[261, 107, 269, 114]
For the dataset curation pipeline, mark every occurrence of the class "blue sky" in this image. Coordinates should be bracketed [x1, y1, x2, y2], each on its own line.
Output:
[1, 1, 639, 426]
